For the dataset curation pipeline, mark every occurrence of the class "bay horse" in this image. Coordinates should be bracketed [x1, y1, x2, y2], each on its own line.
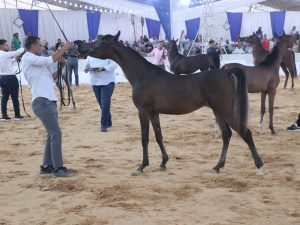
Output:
[240, 33, 297, 89]
[222, 33, 294, 135]
[88, 31, 264, 175]
[168, 39, 220, 75]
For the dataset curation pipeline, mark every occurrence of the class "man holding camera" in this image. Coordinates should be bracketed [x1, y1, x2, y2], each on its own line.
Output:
[21, 36, 74, 177]
[0, 39, 24, 121]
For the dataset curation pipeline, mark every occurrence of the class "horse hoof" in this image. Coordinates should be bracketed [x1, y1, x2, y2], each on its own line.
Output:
[256, 167, 264, 176]
[212, 167, 220, 173]
[271, 131, 276, 136]
[160, 166, 167, 171]
[131, 168, 143, 176]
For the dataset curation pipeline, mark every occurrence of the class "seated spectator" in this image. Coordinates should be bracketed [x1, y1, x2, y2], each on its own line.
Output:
[232, 45, 245, 54]
[144, 40, 153, 53]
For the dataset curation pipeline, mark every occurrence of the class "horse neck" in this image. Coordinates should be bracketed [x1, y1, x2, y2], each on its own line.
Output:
[169, 44, 179, 58]
[273, 41, 288, 68]
[110, 44, 152, 85]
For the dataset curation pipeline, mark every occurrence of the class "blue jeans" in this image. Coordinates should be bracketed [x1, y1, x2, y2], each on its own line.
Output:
[67, 62, 79, 86]
[92, 82, 115, 129]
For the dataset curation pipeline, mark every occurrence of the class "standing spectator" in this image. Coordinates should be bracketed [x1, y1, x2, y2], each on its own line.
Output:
[147, 41, 167, 70]
[55, 39, 62, 50]
[21, 36, 74, 177]
[290, 26, 297, 35]
[42, 40, 49, 56]
[11, 33, 21, 50]
[23, 32, 31, 47]
[144, 40, 154, 53]
[0, 39, 24, 120]
[66, 45, 80, 86]
[256, 27, 263, 40]
[84, 56, 117, 132]
[261, 34, 270, 51]
[207, 40, 218, 55]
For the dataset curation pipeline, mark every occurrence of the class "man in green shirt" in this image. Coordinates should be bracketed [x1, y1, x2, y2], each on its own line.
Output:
[11, 33, 21, 50]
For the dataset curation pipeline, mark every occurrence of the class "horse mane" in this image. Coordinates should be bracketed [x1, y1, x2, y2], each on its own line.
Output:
[258, 44, 279, 66]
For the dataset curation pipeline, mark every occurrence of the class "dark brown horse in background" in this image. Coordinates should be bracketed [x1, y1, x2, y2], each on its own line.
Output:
[223, 33, 294, 135]
[88, 31, 264, 175]
[240, 33, 297, 89]
[168, 39, 220, 75]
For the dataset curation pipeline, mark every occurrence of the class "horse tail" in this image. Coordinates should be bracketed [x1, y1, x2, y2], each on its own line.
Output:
[212, 52, 220, 69]
[228, 68, 249, 134]
[291, 50, 297, 78]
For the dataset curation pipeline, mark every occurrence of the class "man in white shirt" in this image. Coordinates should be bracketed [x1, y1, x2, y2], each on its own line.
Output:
[84, 56, 117, 132]
[0, 39, 24, 121]
[21, 36, 74, 177]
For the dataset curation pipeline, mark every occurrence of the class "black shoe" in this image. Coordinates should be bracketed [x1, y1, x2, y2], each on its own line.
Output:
[287, 123, 300, 132]
[52, 167, 74, 177]
[14, 115, 24, 121]
[107, 121, 112, 128]
[0, 116, 11, 121]
[40, 165, 54, 174]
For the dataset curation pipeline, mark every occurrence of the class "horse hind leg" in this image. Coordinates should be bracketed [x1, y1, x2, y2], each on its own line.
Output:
[239, 128, 264, 176]
[150, 113, 169, 170]
[213, 115, 232, 173]
[281, 64, 289, 89]
[268, 89, 277, 135]
[259, 92, 267, 133]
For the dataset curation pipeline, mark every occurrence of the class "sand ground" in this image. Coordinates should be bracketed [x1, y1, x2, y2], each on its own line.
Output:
[0, 77, 299, 225]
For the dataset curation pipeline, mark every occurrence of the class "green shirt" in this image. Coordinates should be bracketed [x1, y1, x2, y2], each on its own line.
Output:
[11, 37, 21, 50]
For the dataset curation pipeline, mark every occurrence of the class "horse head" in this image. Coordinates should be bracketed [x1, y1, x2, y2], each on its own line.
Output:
[241, 33, 259, 44]
[277, 32, 294, 48]
[89, 31, 121, 59]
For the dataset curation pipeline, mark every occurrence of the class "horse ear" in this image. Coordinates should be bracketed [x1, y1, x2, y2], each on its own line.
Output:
[283, 31, 286, 36]
[253, 32, 255, 35]
[114, 31, 121, 40]
[175, 39, 178, 43]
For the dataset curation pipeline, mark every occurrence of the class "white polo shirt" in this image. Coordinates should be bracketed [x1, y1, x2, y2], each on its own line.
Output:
[21, 52, 57, 102]
[0, 48, 24, 76]
[85, 56, 117, 86]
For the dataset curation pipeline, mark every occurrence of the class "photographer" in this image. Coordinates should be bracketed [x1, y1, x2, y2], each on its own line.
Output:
[147, 41, 167, 70]
[0, 39, 24, 121]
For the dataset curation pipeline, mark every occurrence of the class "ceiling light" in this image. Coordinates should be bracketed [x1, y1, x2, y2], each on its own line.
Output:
[74, 4, 77, 7]
[64, 1, 67, 4]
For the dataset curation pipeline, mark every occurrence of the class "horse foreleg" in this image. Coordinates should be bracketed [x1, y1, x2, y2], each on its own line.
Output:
[268, 90, 276, 135]
[281, 64, 289, 89]
[259, 92, 267, 132]
[135, 108, 151, 174]
[213, 115, 232, 173]
[150, 113, 168, 170]
[240, 128, 264, 176]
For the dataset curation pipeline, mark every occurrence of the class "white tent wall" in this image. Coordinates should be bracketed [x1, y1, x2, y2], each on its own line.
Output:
[284, 11, 300, 34]
[38, 10, 89, 47]
[240, 12, 273, 38]
[99, 13, 165, 44]
[0, 9, 25, 45]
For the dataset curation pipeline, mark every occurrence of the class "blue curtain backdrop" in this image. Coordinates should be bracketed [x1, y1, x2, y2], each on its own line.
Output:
[18, 9, 39, 36]
[226, 12, 243, 41]
[145, 18, 160, 38]
[86, 11, 101, 40]
[270, 11, 286, 36]
[152, 0, 171, 40]
[185, 17, 200, 40]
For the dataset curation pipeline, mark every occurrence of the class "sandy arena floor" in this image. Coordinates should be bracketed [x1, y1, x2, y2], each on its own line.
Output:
[0, 77, 299, 225]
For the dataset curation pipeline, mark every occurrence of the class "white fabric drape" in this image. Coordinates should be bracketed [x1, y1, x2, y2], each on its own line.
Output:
[240, 12, 273, 38]
[99, 13, 165, 44]
[284, 11, 300, 34]
[0, 9, 25, 46]
[38, 10, 89, 48]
